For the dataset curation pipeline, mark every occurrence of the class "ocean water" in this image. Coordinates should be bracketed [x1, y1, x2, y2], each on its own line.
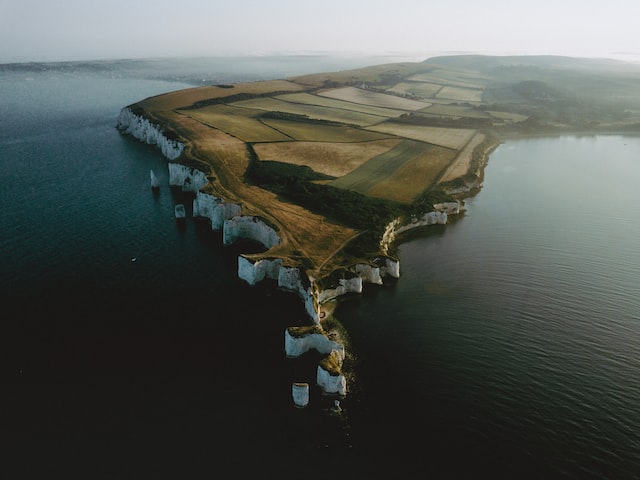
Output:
[335, 135, 640, 478]
[1, 58, 639, 479]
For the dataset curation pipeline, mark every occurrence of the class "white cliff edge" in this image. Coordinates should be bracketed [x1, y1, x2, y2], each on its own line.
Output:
[193, 192, 242, 230]
[317, 364, 347, 397]
[381, 201, 463, 250]
[284, 327, 345, 359]
[117, 107, 184, 160]
[168, 163, 208, 192]
[224, 215, 280, 249]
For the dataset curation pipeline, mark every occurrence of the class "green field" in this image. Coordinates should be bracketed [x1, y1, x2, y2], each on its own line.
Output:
[230, 97, 387, 126]
[260, 118, 393, 142]
[253, 139, 401, 177]
[435, 86, 484, 103]
[420, 103, 491, 118]
[329, 139, 430, 193]
[180, 104, 291, 142]
[275, 92, 409, 118]
[317, 86, 431, 111]
[406, 68, 489, 90]
[367, 145, 456, 203]
[386, 81, 444, 99]
[486, 110, 530, 122]
[365, 122, 477, 149]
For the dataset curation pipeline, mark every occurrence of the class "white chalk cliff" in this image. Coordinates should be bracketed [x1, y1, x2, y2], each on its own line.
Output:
[193, 192, 242, 230]
[284, 327, 345, 359]
[285, 328, 347, 396]
[317, 363, 347, 396]
[168, 163, 208, 192]
[117, 107, 184, 160]
[317, 350, 347, 396]
[237, 256, 283, 285]
[317, 274, 362, 304]
[223, 215, 280, 249]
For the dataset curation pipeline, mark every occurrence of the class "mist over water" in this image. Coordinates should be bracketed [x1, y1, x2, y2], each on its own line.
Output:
[1, 58, 639, 478]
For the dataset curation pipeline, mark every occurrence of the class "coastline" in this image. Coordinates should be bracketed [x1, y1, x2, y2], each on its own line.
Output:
[119, 100, 638, 406]
[116, 107, 382, 403]
[116, 105, 502, 407]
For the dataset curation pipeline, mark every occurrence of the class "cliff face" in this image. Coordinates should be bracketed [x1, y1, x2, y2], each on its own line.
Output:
[237, 256, 282, 285]
[117, 106, 459, 407]
[168, 163, 208, 192]
[223, 215, 280, 249]
[285, 328, 347, 396]
[193, 192, 241, 230]
[117, 107, 184, 160]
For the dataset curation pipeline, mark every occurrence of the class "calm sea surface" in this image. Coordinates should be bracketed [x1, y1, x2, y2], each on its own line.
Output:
[1, 58, 639, 479]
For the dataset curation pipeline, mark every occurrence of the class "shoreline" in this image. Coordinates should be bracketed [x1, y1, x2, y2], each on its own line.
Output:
[118, 106, 504, 404]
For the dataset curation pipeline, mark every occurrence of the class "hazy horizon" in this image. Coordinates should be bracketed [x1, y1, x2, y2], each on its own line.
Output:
[2, 0, 640, 64]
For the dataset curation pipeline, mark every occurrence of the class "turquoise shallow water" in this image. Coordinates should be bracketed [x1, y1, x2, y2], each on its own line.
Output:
[1, 59, 639, 478]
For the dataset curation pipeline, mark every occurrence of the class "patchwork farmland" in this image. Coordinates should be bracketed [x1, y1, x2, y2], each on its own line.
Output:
[133, 56, 581, 275]
[170, 69, 507, 210]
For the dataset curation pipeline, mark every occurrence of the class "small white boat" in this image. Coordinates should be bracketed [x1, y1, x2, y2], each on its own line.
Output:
[150, 169, 159, 189]
[174, 204, 186, 219]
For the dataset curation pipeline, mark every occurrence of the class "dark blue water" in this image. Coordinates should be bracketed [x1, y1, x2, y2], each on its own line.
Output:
[0, 60, 353, 479]
[2, 59, 639, 479]
[335, 135, 640, 478]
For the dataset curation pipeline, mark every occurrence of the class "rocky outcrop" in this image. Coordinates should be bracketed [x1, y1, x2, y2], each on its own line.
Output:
[317, 367, 347, 396]
[292, 382, 310, 408]
[278, 266, 319, 323]
[223, 215, 280, 249]
[380, 201, 463, 250]
[150, 169, 159, 189]
[168, 163, 208, 192]
[117, 107, 184, 160]
[192, 192, 242, 230]
[317, 273, 362, 304]
[433, 201, 462, 214]
[380, 218, 401, 255]
[355, 263, 383, 285]
[285, 326, 347, 396]
[284, 326, 345, 358]
[315, 256, 400, 304]
[237, 256, 282, 285]
[380, 256, 400, 279]
[397, 211, 448, 234]
[317, 350, 347, 396]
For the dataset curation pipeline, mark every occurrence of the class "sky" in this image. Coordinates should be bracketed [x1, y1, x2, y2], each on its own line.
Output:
[1, 0, 640, 63]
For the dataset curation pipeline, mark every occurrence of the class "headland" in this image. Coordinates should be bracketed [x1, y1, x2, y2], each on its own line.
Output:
[117, 54, 640, 405]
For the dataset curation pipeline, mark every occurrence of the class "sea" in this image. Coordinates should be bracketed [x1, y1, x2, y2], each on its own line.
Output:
[1, 56, 639, 479]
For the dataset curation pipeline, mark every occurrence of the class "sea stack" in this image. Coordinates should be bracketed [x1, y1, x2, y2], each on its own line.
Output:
[292, 382, 310, 408]
[174, 204, 186, 219]
[150, 169, 159, 190]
